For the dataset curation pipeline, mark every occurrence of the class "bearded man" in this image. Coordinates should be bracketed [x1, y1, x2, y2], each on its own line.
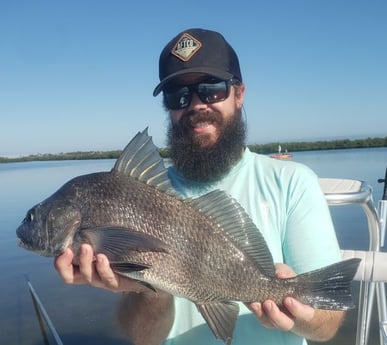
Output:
[55, 28, 346, 345]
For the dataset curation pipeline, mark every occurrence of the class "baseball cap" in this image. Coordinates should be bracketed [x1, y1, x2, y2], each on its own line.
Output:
[153, 28, 242, 96]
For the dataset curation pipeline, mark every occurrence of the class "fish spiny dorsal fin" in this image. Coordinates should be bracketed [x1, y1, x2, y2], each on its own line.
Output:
[189, 190, 275, 277]
[113, 128, 175, 194]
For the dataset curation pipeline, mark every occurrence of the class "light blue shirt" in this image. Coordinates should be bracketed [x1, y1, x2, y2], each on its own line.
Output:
[164, 148, 342, 345]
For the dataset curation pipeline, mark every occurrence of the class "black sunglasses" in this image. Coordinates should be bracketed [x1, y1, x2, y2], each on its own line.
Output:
[163, 78, 239, 110]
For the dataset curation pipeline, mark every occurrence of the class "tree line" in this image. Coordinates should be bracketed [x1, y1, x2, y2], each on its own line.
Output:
[248, 136, 387, 155]
[1, 136, 386, 163]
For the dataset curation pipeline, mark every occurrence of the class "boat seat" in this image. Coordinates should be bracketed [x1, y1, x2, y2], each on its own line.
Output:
[320, 178, 371, 205]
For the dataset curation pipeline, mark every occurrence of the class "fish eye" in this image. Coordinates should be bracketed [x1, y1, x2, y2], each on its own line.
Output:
[25, 211, 34, 223]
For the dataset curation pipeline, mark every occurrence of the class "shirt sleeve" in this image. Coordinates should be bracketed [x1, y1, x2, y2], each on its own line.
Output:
[281, 165, 342, 273]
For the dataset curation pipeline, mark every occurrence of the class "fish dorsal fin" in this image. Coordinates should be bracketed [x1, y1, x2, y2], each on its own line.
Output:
[189, 190, 275, 277]
[113, 128, 174, 194]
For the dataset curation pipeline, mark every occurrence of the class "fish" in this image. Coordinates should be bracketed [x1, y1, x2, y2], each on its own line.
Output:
[16, 128, 361, 345]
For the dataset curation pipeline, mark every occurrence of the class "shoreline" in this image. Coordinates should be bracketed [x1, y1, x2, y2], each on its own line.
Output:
[1, 137, 386, 163]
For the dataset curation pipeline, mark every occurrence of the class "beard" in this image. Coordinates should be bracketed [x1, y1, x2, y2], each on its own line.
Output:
[167, 108, 246, 182]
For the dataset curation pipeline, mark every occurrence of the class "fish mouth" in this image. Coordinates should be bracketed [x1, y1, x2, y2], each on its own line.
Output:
[17, 235, 32, 250]
[17, 238, 42, 255]
[19, 242, 56, 257]
[17, 234, 57, 257]
[17, 237, 34, 251]
[17, 238, 27, 249]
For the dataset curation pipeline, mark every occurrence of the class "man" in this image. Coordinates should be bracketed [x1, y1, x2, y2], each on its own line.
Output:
[55, 28, 345, 345]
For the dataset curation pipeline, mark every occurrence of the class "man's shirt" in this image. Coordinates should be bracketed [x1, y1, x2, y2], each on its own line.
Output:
[164, 148, 342, 345]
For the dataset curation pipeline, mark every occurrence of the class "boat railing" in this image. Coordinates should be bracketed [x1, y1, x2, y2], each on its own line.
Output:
[319, 176, 387, 345]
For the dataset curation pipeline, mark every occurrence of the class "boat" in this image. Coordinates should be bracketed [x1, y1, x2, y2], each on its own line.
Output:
[270, 145, 293, 159]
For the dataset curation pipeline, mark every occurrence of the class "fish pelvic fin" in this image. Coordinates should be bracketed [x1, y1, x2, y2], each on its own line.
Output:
[189, 190, 276, 277]
[292, 258, 361, 310]
[113, 128, 176, 195]
[197, 301, 239, 345]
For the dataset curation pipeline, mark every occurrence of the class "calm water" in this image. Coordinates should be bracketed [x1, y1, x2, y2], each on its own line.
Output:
[0, 147, 386, 345]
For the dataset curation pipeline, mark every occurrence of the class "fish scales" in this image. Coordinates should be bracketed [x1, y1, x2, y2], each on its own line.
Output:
[49, 170, 266, 301]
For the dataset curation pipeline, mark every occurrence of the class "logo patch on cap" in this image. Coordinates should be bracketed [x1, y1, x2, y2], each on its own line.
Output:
[171, 33, 202, 62]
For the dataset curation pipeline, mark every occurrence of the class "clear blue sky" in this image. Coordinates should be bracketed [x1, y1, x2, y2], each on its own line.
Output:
[1, 0, 386, 156]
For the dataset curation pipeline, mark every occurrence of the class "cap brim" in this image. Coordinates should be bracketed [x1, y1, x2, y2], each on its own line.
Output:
[153, 67, 234, 96]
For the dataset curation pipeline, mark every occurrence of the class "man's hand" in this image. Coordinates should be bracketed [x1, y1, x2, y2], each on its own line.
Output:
[54, 244, 146, 293]
[246, 263, 344, 341]
[55, 244, 175, 345]
[247, 263, 315, 331]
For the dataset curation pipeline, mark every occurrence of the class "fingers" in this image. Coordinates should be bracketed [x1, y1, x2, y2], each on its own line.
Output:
[262, 300, 294, 331]
[94, 254, 122, 291]
[78, 244, 98, 284]
[275, 263, 296, 279]
[247, 302, 275, 329]
[54, 244, 140, 293]
[75, 244, 120, 290]
[247, 263, 298, 331]
[249, 297, 315, 332]
[54, 245, 95, 285]
[54, 247, 79, 284]
[283, 297, 315, 323]
[249, 300, 294, 331]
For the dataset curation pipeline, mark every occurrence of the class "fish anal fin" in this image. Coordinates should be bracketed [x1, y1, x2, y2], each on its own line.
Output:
[197, 301, 239, 345]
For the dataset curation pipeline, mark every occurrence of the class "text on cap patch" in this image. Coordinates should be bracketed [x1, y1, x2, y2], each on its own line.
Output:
[171, 33, 202, 62]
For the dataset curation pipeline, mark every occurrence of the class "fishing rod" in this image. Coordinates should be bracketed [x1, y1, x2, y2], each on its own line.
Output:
[378, 166, 387, 247]
[26, 276, 64, 345]
[378, 166, 387, 201]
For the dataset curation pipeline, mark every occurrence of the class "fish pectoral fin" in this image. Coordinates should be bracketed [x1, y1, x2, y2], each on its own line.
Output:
[111, 261, 151, 272]
[135, 280, 158, 293]
[196, 301, 239, 345]
[80, 226, 169, 260]
[112, 263, 157, 293]
[110, 262, 157, 293]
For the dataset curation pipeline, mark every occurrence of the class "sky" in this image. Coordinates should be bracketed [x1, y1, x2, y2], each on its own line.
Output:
[1, 0, 386, 156]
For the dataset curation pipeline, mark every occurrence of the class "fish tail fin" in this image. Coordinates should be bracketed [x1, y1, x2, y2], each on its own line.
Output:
[293, 258, 361, 310]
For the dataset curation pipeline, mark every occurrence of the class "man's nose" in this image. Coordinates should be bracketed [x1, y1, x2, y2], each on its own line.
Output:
[187, 92, 207, 110]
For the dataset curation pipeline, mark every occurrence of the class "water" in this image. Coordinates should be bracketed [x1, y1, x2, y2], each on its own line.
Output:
[0, 147, 386, 345]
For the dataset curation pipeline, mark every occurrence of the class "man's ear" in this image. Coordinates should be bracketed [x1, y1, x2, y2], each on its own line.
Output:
[235, 83, 246, 109]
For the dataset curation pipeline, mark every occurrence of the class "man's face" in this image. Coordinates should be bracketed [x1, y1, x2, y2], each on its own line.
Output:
[166, 74, 246, 182]
[168, 74, 245, 148]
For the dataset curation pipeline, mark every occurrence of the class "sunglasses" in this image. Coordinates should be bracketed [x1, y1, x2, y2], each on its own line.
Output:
[163, 78, 238, 110]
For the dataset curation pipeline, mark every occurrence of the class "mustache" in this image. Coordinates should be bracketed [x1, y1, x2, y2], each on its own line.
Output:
[179, 111, 222, 128]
